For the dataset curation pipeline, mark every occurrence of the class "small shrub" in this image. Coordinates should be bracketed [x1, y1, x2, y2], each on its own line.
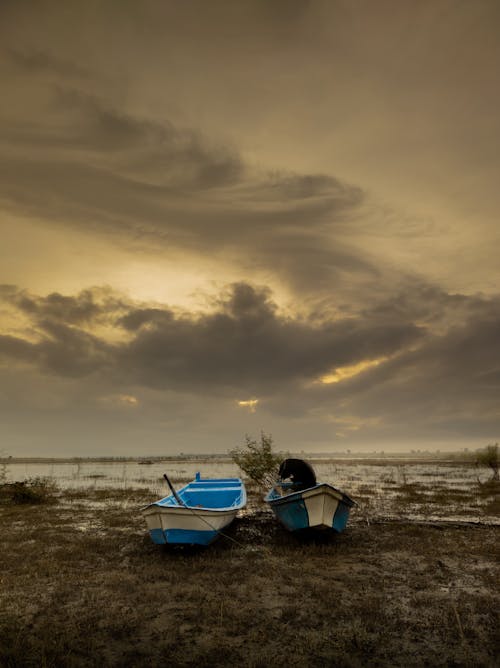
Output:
[230, 431, 285, 487]
[476, 443, 499, 481]
[0, 477, 58, 505]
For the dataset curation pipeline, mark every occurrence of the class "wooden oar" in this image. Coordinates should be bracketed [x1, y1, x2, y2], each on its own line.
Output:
[163, 473, 185, 506]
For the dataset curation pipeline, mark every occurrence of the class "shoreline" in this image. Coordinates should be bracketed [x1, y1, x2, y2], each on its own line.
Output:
[1, 453, 476, 465]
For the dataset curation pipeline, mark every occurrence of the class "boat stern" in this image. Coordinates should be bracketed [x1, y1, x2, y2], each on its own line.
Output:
[266, 484, 355, 533]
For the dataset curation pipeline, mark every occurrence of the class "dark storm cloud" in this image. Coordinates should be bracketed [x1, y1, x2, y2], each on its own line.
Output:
[119, 308, 175, 332]
[351, 288, 500, 394]
[0, 286, 115, 378]
[0, 83, 359, 201]
[0, 283, 422, 391]
[0, 58, 370, 291]
[1, 287, 122, 377]
[51, 88, 245, 188]
[0, 326, 111, 379]
[5, 47, 90, 79]
[1, 281, 499, 448]
[360, 283, 491, 331]
[4, 287, 127, 326]
[0, 335, 37, 362]
[1, 87, 244, 189]
[290, 291, 500, 440]
[252, 172, 363, 203]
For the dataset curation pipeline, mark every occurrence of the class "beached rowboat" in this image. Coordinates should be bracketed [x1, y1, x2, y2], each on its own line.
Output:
[265, 482, 355, 533]
[142, 472, 246, 545]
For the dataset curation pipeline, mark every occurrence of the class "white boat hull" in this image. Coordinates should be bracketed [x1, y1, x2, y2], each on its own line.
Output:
[143, 505, 238, 545]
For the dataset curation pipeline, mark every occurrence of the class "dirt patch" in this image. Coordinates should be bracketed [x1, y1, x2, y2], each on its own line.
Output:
[0, 490, 498, 667]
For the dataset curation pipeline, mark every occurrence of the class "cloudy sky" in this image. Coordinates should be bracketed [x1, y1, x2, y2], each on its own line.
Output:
[1, 0, 499, 456]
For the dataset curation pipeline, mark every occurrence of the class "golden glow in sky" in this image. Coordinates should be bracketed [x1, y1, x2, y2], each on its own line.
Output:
[320, 358, 387, 385]
[99, 394, 139, 408]
[237, 399, 259, 413]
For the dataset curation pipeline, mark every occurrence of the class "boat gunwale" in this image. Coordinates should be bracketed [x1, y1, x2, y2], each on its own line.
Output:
[265, 482, 356, 508]
[142, 475, 247, 514]
[142, 503, 244, 515]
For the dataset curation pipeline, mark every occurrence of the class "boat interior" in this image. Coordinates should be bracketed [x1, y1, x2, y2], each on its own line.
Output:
[156, 477, 245, 509]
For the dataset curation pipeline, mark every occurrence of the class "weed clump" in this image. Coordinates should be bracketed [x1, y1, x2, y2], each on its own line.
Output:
[230, 431, 285, 487]
[0, 477, 58, 505]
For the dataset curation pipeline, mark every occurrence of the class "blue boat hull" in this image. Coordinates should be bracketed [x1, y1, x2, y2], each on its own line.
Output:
[149, 527, 219, 546]
[265, 483, 355, 533]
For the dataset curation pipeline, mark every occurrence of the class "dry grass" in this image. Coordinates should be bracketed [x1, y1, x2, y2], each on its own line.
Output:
[0, 486, 498, 667]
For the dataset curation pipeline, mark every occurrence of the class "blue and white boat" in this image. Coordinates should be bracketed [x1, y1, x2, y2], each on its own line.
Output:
[142, 473, 246, 546]
[265, 482, 355, 534]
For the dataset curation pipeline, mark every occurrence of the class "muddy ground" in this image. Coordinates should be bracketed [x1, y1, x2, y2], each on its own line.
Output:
[0, 488, 498, 667]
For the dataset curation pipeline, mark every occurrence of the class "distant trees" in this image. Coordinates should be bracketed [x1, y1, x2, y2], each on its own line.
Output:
[0, 449, 7, 484]
[476, 443, 499, 481]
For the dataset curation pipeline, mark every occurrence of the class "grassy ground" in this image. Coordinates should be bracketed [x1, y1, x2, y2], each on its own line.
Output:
[0, 487, 498, 667]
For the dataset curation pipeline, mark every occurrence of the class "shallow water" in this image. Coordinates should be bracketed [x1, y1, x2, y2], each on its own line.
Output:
[4, 457, 498, 524]
[4, 460, 238, 497]
[4, 459, 490, 490]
